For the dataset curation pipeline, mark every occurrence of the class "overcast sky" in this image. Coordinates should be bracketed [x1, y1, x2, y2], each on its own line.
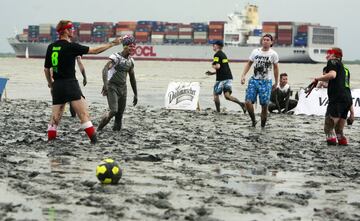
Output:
[0, 0, 359, 60]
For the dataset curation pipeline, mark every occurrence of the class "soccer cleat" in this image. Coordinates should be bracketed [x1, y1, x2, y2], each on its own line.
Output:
[112, 122, 122, 131]
[47, 130, 57, 141]
[337, 136, 348, 146]
[261, 119, 266, 128]
[326, 137, 337, 146]
[47, 124, 57, 141]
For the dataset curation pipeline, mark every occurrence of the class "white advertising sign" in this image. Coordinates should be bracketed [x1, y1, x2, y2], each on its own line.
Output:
[165, 82, 200, 111]
[294, 88, 360, 117]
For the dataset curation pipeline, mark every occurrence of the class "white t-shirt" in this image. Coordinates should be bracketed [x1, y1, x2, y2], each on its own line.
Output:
[249, 48, 279, 80]
[107, 53, 134, 82]
[278, 83, 290, 93]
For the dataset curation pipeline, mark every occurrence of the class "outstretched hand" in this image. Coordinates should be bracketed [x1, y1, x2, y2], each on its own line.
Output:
[205, 71, 213, 76]
[111, 36, 123, 45]
[304, 79, 318, 97]
[133, 95, 138, 106]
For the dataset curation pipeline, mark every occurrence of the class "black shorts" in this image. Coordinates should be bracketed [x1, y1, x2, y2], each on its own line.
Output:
[325, 102, 352, 119]
[52, 79, 83, 105]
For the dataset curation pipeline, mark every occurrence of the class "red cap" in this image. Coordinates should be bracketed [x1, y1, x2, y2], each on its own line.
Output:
[327, 48, 342, 58]
[57, 23, 74, 33]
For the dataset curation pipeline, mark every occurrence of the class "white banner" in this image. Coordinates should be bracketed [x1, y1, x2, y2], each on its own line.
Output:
[294, 88, 360, 117]
[165, 82, 200, 111]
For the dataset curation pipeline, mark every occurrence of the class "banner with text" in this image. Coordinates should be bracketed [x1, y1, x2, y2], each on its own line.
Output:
[294, 88, 360, 117]
[165, 82, 200, 111]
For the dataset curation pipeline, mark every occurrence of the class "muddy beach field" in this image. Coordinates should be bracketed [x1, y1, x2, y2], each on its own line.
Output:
[0, 99, 359, 221]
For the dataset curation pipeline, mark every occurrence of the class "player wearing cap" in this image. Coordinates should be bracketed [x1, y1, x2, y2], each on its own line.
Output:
[205, 40, 246, 113]
[312, 47, 354, 145]
[44, 20, 122, 144]
[97, 35, 138, 131]
[240, 34, 279, 127]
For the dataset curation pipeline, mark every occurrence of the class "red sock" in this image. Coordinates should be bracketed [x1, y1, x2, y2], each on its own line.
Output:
[337, 134, 348, 146]
[82, 121, 96, 140]
[47, 124, 57, 141]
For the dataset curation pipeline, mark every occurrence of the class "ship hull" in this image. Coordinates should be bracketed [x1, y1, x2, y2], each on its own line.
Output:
[8, 38, 318, 63]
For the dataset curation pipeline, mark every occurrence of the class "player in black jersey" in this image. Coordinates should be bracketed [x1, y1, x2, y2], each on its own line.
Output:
[312, 47, 354, 146]
[44, 20, 122, 144]
[206, 40, 246, 113]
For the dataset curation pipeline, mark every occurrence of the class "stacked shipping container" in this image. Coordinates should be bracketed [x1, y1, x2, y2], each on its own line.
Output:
[178, 24, 193, 44]
[115, 21, 136, 37]
[277, 22, 293, 46]
[38, 24, 54, 42]
[262, 22, 277, 43]
[136, 21, 154, 43]
[294, 24, 308, 46]
[20, 19, 328, 48]
[151, 23, 165, 44]
[79, 23, 92, 42]
[192, 23, 208, 44]
[164, 23, 179, 44]
[92, 22, 113, 43]
[208, 21, 224, 43]
[28, 25, 39, 42]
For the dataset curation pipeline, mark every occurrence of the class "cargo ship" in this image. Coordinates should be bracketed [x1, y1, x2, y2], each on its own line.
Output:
[8, 4, 337, 63]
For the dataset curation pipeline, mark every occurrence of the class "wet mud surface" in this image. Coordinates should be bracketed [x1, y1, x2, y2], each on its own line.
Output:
[0, 99, 359, 221]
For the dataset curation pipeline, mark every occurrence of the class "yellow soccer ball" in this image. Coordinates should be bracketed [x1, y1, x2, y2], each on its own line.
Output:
[96, 159, 122, 184]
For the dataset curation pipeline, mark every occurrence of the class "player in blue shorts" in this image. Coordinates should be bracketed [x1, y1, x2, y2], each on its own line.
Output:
[241, 34, 279, 127]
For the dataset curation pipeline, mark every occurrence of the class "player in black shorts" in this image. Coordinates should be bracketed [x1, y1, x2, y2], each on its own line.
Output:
[312, 47, 354, 145]
[44, 20, 122, 144]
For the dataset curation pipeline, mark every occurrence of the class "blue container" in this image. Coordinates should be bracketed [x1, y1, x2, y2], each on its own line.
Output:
[152, 25, 165, 32]
[72, 22, 81, 28]
[28, 25, 39, 30]
[136, 27, 150, 32]
[294, 37, 307, 46]
[191, 23, 207, 28]
[178, 39, 193, 44]
[194, 27, 208, 32]
[253, 29, 262, 36]
[164, 39, 178, 44]
[137, 21, 157, 27]
[297, 31, 308, 36]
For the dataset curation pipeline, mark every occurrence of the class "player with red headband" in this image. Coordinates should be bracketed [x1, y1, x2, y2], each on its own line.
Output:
[97, 35, 138, 131]
[44, 20, 122, 144]
[312, 47, 354, 145]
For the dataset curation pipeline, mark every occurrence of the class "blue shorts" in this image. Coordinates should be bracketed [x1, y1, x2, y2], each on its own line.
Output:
[245, 77, 272, 106]
[214, 79, 232, 95]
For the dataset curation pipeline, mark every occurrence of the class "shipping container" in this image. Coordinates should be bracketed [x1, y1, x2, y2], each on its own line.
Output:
[253, 29, 262, 36]
[79, 36, 92, 42]
[297, 25, 309, 33]
[209, 21, 225, 25]
[294, 36, 307, 46]
[193, 39, 207, 44]
[79, 23, 93, 30]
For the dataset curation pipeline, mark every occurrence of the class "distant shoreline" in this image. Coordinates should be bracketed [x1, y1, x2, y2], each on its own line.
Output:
[344, 60, 360, 64]
[0, 53, 15, 58]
